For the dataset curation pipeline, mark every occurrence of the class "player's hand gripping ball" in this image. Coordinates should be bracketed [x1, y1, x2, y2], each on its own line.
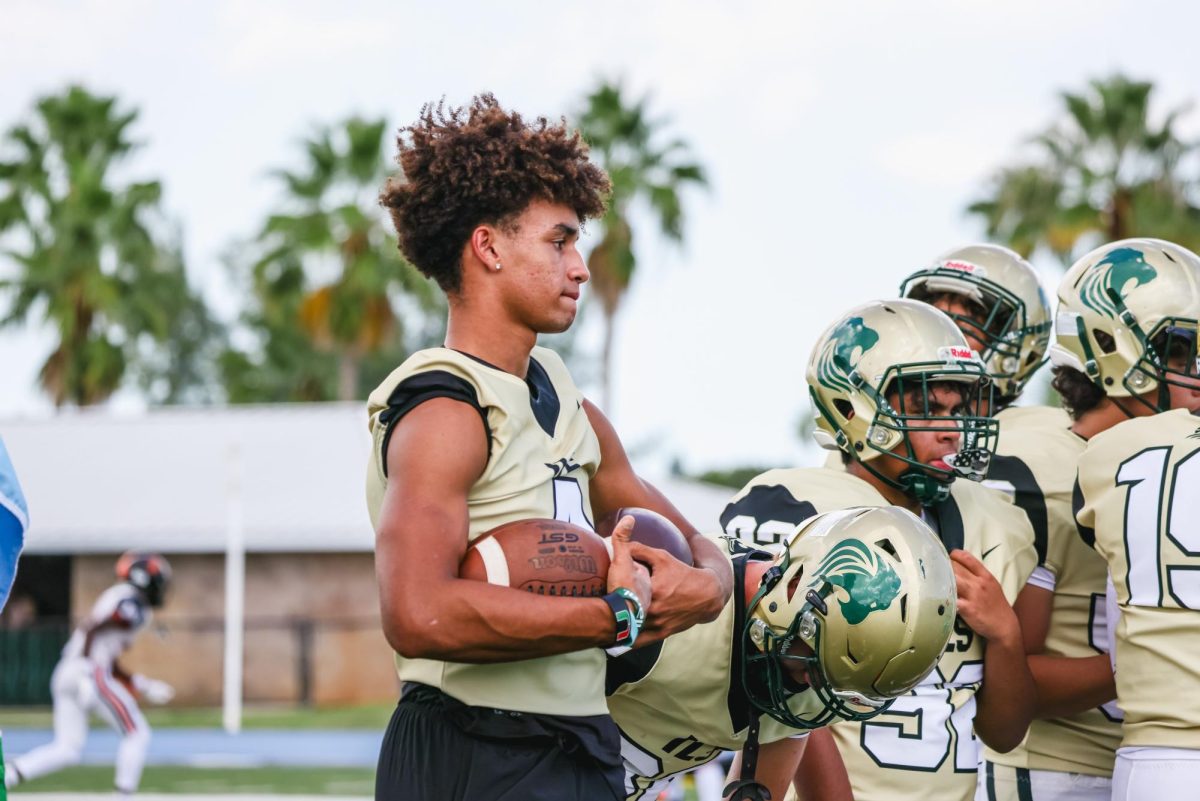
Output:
[596, 507, 693, 566]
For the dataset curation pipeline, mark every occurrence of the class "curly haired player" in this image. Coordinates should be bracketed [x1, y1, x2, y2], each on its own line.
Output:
[367, 94, 732, 801]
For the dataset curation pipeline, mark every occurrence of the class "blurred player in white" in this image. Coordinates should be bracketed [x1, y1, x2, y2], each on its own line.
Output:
[4, 552, 174, 797]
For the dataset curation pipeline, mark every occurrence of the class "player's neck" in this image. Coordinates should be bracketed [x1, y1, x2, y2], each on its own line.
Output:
[845, 460, 921, 513]
[1071, 397, 1154, 440]
[444, 301, 537, 378]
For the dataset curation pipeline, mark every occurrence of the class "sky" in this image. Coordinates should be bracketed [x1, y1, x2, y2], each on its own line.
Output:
[2, 0, 1200, 476]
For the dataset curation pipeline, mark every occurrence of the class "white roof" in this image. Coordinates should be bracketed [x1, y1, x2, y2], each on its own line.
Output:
[1, 404, 732, 554]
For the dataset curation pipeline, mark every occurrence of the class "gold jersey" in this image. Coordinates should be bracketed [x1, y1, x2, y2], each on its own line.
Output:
[721, 468, 1036, 801]
[984, 405, 1120, 777]
[365, 346, 606, 715]
[607, 552, 821, 800]
[1075, 408, 1200, 750]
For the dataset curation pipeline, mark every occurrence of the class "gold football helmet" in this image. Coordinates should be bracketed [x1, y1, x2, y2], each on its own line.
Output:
[742, 506, 956, 729]
[807, 298, 998, 504]
[1050, 238, 1200, 412]
[901, 244, 1052, 401]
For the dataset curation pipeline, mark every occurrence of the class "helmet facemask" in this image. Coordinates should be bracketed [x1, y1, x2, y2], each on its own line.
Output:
[901, 257, 1052, 402]
[814, 362, 999, 505]
[1127, 318, 1200, 412]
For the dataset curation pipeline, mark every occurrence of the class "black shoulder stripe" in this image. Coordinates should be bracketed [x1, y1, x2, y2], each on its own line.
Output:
[1072, 478, 1096, 550]
[605, 642, 664, 695]
[988, 454, 1049, 565]
[378, 370, 492, 476]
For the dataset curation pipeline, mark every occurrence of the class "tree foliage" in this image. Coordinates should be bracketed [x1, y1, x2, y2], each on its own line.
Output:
[0, 86, 217, 405]
[222, 117, 441, 402]
[970, 75, 1200, 265]
[576, 81, 708, 411]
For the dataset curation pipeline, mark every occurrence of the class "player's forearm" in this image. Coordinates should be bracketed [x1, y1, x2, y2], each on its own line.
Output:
[382, 579, 618, 662]
[792, 728, 852, 801]
[1028, 652, 1115, 719]
[974, 634, 1036, 752]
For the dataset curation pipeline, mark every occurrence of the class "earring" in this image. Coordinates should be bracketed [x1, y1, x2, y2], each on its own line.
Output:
[494, 262, 502, 271]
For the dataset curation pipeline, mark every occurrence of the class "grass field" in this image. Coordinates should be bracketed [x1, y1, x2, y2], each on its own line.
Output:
[1, 704, 393, 730]
[10, 766, 375, 795]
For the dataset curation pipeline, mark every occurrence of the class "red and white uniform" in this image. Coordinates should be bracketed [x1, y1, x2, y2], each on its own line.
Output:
[7, 583, 152, 795]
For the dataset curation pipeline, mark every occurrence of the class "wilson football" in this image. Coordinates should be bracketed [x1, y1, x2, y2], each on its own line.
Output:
[596, 507, 693, 566]
[460, 518, 609, 597]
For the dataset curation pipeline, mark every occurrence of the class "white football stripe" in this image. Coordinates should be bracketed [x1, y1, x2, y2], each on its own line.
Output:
[603, 537, 614, 559]
[475, 537, 510, 586]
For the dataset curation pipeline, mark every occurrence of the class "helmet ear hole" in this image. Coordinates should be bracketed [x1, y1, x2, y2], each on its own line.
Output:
[833, 399, 854, 421]
[1094, 329, 1117, 354]
[786, 571, 804, 602]
[899, 593, 908, 622]
[874, 538, 900, 561]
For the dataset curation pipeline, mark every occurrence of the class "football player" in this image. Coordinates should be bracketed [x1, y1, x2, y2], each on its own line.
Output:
[368, 95, 733, 801]
[1067, 239, 1200, 801]
[723, 299, 1037, 801]
[4, 552, 174, 798]
[901, 246, 1121, 799]
[608, 506, 957, 801]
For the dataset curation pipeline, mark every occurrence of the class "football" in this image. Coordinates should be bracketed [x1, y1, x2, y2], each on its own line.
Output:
[460, 518, 609, 596]
[596, 507, 693, 566]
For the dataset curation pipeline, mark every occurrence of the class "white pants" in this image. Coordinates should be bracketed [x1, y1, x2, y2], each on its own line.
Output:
[1112, 747, 1200, 801]
[6, 658, 150, 793]
[975, 761, 1111, 801]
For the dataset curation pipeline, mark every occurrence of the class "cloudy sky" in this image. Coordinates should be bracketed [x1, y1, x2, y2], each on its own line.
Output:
[2, 0, 1199, 475]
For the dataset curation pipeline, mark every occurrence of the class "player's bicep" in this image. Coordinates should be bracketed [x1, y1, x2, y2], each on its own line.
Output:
[376, 399, 488, 596]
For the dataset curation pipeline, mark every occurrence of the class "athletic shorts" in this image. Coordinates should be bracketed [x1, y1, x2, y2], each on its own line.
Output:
[375, 683, 624, 801]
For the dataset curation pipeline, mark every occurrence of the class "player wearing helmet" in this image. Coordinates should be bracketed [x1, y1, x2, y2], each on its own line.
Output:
[1063, 239, 1200, 801]
[723, 299, 1037, 801]
[900, 245, 1122, 799]
[607, 506, 956, 801]
[4, 552, 174, 797]
[901, 244, 1053, 411]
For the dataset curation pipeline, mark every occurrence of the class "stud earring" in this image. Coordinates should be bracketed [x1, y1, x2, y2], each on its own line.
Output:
[494, 262, 502, 271]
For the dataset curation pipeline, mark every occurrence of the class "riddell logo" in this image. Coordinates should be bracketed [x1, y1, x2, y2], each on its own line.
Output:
[943, 346, 974, 361]
[941, 260, 982, 274]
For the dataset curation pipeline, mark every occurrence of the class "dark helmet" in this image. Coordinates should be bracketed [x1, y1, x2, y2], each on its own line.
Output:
[115, 552, 172, 607]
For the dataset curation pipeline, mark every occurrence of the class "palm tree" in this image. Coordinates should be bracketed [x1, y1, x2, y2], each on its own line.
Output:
[0, 86, 211, 406]
[970, 75, 1200, 266]
[577, 81, 708, 412]
[224, 117, 438, 402]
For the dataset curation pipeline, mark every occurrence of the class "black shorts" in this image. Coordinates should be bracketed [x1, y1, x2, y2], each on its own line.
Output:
[375, 683, 624, 801]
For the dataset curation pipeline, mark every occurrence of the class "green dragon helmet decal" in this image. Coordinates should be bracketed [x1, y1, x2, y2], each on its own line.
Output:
[813, 539, 902, 625]
[1078, 247, 1158, 318]
[742, 507, 956, 731]
[816, 317, 880, 393]
[1051, 238, 1200, 409]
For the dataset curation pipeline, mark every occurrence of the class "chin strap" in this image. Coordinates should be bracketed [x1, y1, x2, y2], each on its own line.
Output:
[897, 469, 952, 505]
[853, 454, 951, 507]
[723, 716, 772, 801]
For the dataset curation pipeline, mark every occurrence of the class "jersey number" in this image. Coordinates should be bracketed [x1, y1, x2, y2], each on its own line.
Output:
[1116, 446, 1200, 609]
[551, 477, 595, 530]
[859, 663, 981, 772]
